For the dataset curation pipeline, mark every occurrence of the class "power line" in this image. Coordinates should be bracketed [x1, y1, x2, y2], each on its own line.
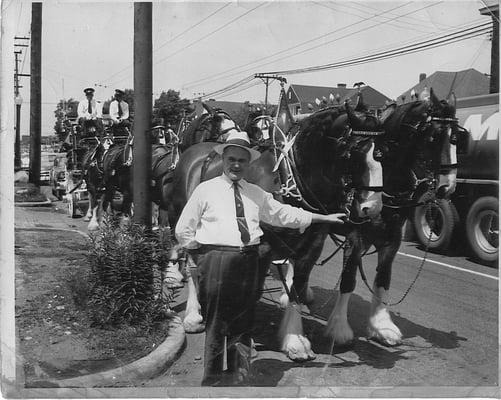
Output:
[261, 24, 492, 75]
[181, 2, 414, 90]
[107, 2, 267, 88]
[197, 75, 255, 100]
[98, 3, 231, 86]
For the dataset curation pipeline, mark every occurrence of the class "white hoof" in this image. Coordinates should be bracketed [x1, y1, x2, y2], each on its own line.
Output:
[164, 266, 184, 289]
[183, 311, 205, 333]
[87, 220, 100, 231]
[83, 214, 91, 222]
[324, 316, 354, 346]
[282, 334, 316, 362]
[367, 308, 402, 346]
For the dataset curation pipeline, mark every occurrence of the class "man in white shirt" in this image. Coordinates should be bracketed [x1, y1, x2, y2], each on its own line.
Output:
[175, 130, 346, 386]
[109, 89, 130, 135]
[77, 87, 103, 137]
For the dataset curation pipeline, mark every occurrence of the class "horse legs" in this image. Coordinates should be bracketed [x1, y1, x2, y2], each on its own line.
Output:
[183, 254, 205, 333]
[367, 220, 404, 346]
[83, 194, 93, 222]
[87, 188, 101, 231]
[279, 231, 326, 362]
[324, 230, 364, 346]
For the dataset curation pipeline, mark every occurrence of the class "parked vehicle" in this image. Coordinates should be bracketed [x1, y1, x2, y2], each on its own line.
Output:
[413, 93, 499, 265]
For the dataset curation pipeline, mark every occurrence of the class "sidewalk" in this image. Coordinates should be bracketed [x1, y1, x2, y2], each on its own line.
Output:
[14, 203, 186, 388]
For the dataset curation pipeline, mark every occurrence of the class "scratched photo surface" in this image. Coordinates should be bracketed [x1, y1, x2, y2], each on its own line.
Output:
[2, 0, 498, 398]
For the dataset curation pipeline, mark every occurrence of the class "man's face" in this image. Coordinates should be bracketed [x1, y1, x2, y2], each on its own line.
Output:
[115, 94, 123, 101]
[86, 93, 93, 100]
[222, 146, 251, 181]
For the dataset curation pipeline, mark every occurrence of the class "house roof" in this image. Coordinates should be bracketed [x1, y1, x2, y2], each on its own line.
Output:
[398, 68, 490, 103]
[289, 84, 392, 112]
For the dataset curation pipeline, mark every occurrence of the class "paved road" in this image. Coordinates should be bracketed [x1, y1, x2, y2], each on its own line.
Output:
[17, 198, 498, 391]
[145, 228, 498, 390]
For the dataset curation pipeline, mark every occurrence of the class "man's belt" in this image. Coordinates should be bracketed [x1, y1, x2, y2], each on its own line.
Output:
[200, 244, 259, 254]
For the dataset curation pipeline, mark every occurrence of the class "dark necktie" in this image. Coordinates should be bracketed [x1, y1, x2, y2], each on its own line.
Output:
[118, 101, 123, 117]
[233, 182, 250, 244]
[88, 99, 92, 114]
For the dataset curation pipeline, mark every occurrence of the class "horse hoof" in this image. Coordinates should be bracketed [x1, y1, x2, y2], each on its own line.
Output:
[183, 321, 205, 334]
[83, 216, 91, 222]
[367, 328, 402, 347]
[88, 223, 100, 231]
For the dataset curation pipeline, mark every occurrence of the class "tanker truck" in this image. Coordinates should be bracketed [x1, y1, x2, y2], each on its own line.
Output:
[413, 93, 499, 265]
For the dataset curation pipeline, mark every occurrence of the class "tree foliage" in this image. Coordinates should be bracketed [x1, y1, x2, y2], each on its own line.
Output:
[153, 89, 192, 128]
[53, 98, 79, 142]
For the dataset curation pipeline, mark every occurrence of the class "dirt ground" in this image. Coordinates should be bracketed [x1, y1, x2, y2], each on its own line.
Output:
[15, 226, 171, 386]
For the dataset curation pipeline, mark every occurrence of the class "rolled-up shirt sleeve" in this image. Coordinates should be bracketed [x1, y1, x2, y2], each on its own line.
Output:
[175, 187, 204, 249]
[259, 191, 312, 232]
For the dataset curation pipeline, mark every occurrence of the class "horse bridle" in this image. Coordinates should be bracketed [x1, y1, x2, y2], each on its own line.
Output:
[268, 114, 384, 220]
[382, 106, 465, 205]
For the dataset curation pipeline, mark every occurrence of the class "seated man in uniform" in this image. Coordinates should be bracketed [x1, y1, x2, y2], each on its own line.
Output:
[109, 89, 130, 136]
[77, 87, 103, 137]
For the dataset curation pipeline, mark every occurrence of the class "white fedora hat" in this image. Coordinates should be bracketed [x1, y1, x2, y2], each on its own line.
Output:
[214, 129, 261, 162]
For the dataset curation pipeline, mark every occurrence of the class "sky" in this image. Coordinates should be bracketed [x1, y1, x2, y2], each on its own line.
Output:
[5, 0, 494, 136]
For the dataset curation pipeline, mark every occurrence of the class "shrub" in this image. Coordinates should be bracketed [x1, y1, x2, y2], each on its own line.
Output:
[85, 215, 176, 326]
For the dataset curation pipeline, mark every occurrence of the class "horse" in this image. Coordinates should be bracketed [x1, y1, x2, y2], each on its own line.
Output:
[322, 88, 466, 347]
[167, 99, 386, 361]
[178, 106, 239, 151]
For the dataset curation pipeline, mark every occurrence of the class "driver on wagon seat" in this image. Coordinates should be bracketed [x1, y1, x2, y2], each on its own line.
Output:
[77, 87, 103, 138]
[109, 88, 131, 136]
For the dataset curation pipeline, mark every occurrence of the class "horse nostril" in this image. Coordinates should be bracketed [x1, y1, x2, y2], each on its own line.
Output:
[362, 207, 369, 215]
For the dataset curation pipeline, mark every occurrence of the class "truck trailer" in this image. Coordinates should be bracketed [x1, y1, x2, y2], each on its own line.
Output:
[413, 93, 499, 265]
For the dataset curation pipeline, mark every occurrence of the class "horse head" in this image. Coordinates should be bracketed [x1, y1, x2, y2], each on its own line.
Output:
[246, 115, 273, 144]
[380, 88, 466, 200]
[293, 105, 383, 221]
[211, 109, 239, 142]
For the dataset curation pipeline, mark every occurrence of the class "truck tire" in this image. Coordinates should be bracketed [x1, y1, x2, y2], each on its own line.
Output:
[413, 195, 459, 251]
[466, 196, 498, 265]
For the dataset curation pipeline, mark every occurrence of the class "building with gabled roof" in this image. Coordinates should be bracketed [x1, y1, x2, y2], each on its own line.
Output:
[398, 69, 491, 103]
[286, 83, 392, 115]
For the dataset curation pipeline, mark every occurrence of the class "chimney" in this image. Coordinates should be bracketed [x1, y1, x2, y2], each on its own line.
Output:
[419, 73, 427, 83]
[337, 83, 346, 88]
[209, 98, 215, 102]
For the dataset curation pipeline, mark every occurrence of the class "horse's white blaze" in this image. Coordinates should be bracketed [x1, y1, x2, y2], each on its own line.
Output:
[325, 292, 354, 345]
[219, 118, 238, 141]
[367, 286, 402, 346]
[357, 142, 383, 218]
[437, 127, 457, 197]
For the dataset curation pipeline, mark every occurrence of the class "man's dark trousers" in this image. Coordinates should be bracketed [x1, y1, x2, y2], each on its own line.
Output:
[197, 247, 259, 386]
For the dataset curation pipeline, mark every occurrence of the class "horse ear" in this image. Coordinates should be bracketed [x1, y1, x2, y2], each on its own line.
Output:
[355, 92, 367, 112]
[447, 91, 457, 108]
[345, 99, 364, 126]
[429, 87, 441, 107]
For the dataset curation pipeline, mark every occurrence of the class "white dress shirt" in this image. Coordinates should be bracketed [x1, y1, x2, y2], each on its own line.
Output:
[109, 99, 130, 123]
[175, 173, 313, 249]
[77, 98, 102, 119]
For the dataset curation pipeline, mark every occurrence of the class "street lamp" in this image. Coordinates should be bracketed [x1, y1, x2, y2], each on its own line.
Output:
[14, 94, 23, 171]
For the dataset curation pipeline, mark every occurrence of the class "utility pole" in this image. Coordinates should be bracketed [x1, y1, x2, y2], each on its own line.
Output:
[479, 2, 499, 93]
[29, 3, 42, 185]
[254, 74, 287, 114]
[132, 2, 152, 228]
[14, 37, 30, 170]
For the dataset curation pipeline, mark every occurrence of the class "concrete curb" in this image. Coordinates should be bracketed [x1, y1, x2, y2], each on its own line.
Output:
[15, 199, 52, 207]
[50, 316, 186, 388]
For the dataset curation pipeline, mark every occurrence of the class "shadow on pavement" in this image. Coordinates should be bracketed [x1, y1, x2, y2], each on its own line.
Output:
[249, 285, 468, 386]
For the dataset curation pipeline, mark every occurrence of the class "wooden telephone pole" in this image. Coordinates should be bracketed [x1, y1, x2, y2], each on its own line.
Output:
[254, 74, 287, 114]
[29, 3, 42, 185]
[132, 2, 152, 227]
